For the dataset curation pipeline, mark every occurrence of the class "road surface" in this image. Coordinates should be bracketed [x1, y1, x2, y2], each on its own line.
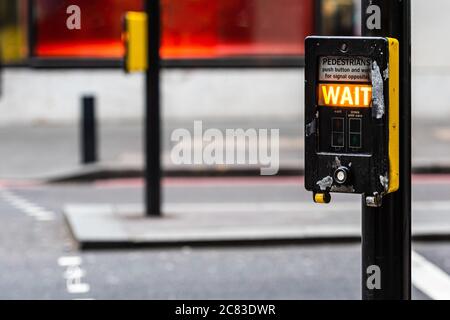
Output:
[0, 175, 449, 299]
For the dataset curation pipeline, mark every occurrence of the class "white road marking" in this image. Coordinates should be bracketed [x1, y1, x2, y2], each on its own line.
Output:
[58, 256, 83, 266]
[0, 192, 92, 298]
[0, 190, 56, 221]
[58, 256, 92, 297]
[66, 282, 91, 295]
[412, 251, 450, 300]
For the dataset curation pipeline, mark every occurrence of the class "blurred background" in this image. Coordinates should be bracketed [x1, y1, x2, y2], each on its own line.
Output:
[0, 0, 449, 300]
[0, 0, 358, 124]
[0, 0, 448, 179]
[0, 0, 448, 124]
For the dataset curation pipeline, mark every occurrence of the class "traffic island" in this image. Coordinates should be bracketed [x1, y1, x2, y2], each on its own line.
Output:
[64, 202, 450, 250]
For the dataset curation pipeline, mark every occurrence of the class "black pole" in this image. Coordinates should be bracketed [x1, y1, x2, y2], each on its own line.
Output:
[145, 0, 162, 216]
[28, 0, 37, 60]
[361, 0, 411, 300]
[0, 47, 3, 99]
[81, 95, 98, 164]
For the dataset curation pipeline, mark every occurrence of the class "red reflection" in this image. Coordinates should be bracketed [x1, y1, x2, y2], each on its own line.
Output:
[35, 0, 143, 58]
[162, 0, 314, 58]
[35, 0, 314, 59]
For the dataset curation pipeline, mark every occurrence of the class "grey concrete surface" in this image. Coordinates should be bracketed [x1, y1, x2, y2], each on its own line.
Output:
[62, 176, 450, 248]
[0, 117, 449, 180]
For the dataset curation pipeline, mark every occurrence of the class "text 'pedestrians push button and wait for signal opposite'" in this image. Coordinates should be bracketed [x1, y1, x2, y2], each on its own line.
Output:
[304, 37, 400, 207]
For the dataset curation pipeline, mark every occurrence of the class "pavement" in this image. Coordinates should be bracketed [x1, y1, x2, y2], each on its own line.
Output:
[0, 117, 450, 181]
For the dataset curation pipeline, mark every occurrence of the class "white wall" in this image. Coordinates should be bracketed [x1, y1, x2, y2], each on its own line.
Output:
[0, 69, 144, 125]
[0, 69, 303, 125]
[412, 0, 450, 118]
[0, 0, 448, 125]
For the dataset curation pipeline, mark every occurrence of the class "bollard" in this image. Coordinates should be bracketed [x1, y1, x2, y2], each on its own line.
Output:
[144, 0, 162, 216]
[81, 95, 98, 164]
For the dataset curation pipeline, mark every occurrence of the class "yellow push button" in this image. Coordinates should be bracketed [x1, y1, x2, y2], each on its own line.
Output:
[314, 193, 331, 204]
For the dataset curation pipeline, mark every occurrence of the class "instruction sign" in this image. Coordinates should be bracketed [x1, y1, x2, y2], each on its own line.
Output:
[319, 56, 371, 83]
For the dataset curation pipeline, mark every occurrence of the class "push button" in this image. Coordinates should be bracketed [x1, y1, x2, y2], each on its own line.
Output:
[334, 166, 350, 185]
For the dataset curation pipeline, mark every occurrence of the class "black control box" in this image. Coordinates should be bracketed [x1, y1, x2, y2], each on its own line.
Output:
[304, 36, 399, 206]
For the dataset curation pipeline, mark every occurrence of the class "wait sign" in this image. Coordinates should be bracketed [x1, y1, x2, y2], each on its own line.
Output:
[318, 83, 372, 108]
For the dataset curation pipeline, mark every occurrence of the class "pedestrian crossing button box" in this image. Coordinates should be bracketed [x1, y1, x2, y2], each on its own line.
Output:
[304, 36, 400, 207]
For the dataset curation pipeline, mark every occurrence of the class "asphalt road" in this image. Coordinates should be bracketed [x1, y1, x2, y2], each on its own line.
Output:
[0, 175, 449, 300]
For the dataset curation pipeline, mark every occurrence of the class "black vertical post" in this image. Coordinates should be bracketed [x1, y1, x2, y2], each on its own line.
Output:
[145, 0, 162, 216]
[361, 1, 411, 300]
[314, 0, 323, 35]
[0, 46, 3, 99]
[81, 96, 98, 164]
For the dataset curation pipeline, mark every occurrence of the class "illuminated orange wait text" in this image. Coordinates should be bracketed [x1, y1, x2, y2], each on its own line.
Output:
[318, 84, 372, 108]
